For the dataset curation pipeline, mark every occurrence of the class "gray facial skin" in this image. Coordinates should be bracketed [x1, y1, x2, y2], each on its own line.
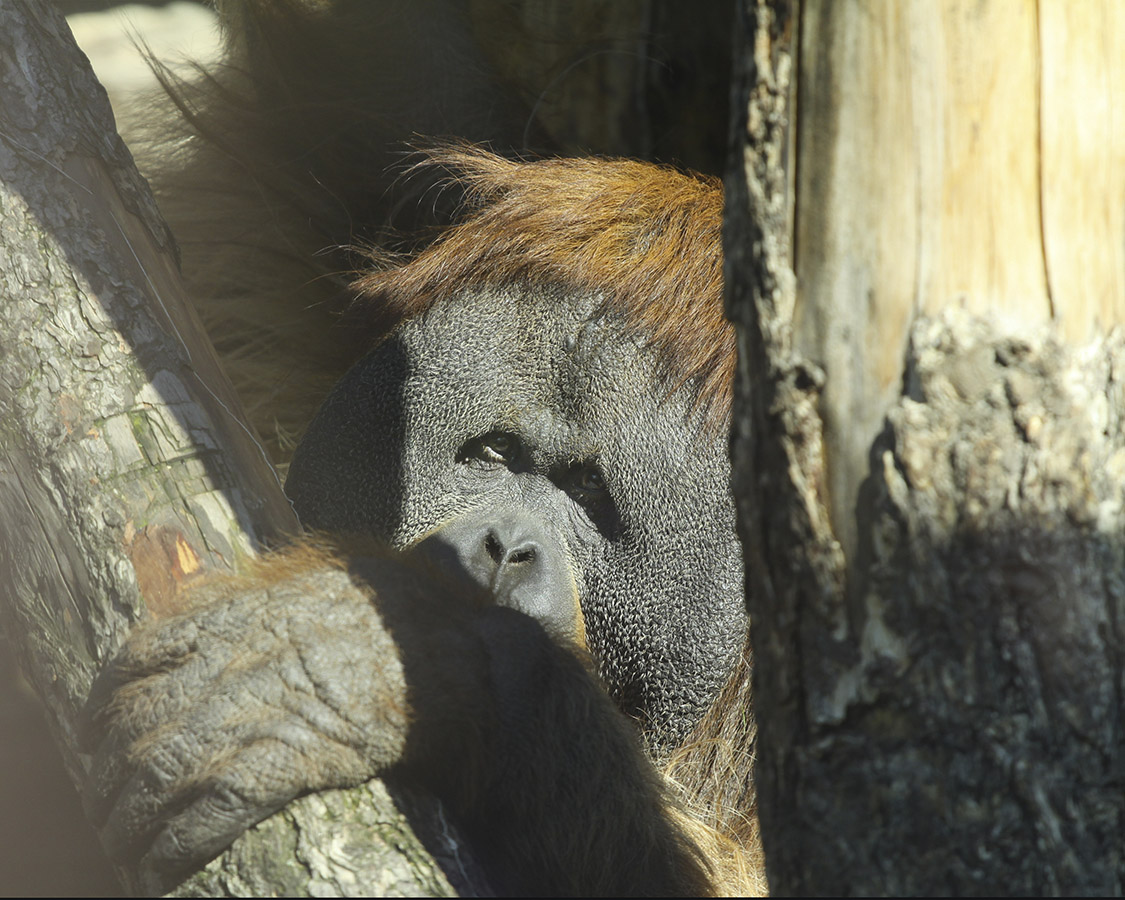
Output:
[286, 283, 746, 746]
[84, 281, 745, 895]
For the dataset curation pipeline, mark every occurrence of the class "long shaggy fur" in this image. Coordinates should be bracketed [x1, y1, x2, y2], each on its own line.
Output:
[354, 145, 733, 432]
[126, 1, 762, 893]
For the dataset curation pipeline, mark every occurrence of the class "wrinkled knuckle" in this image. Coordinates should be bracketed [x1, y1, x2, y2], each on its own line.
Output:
[206, 773, 260, 819]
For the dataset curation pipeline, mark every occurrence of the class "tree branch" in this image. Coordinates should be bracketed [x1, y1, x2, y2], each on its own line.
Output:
[0, 4, 478, 895]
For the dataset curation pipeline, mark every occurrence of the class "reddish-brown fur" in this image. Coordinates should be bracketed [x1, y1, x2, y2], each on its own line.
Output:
[360, 150, 760, 893]
[355, 146, 734, 432]
[352, 144, 760, 897]
[127, 3, 762, 893]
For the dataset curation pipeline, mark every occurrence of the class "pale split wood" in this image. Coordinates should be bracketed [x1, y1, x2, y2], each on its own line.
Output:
[792, 0, 1123, 558]
[1039, 0, 1125, 341]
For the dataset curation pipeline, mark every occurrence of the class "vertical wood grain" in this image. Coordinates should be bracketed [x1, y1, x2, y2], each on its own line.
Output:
[793, 0, 1123, 557]
[1039, 0, 1125, 341]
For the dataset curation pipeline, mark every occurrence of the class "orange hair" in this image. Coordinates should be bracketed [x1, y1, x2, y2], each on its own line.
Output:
[354, 146, 733, 430]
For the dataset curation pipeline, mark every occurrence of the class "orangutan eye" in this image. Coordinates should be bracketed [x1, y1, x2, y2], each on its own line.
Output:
[480, 432, 515, 462]
[457, 431, 520, 469]
[564, 461, 608, 506]
[458, 431, 521, 468]
[578, 466, 605, 492]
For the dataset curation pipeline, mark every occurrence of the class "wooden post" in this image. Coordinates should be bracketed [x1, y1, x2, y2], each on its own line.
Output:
[727, 0, 1125, 892]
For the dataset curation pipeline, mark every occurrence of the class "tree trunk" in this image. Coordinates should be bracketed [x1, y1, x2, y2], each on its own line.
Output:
[0, 4, 480, 896]
[727, 0, 1125, 893]
[468, 0, 733, 174]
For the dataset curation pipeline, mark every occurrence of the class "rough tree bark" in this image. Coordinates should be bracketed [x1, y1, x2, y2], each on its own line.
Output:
[2, 2, 744, 895]
[0, 4, 482, 896]
[727, 0, 1125, 893]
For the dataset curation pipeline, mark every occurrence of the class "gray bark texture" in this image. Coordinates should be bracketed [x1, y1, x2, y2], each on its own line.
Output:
[727, 1, 1125, 894]
[0, 3, 479, 896]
